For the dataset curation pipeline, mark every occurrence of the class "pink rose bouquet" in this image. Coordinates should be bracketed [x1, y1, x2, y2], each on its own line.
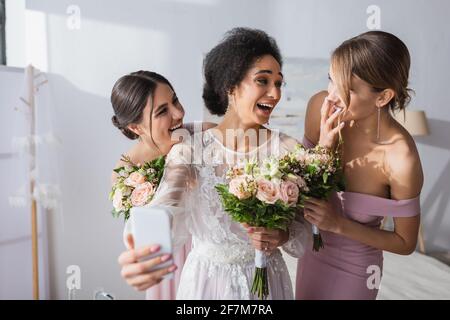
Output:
[109, 155, 165, 221]
[280, 144, 344, 252]
[216, 157, 308, 300]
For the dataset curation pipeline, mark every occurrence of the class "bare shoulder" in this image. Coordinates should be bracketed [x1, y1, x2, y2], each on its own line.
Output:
[304, 90, 327, 144]
[386, 124, 424, 199]
[202, 122, 217, 130]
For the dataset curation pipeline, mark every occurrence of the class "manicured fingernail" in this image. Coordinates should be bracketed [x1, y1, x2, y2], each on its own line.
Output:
[150, 245, 160, 253]
[161, 254, 171, 262]
[168, 265, 178, 272]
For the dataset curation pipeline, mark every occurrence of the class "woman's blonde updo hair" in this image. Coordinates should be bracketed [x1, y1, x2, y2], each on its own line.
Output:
[331, 30, 413, 112]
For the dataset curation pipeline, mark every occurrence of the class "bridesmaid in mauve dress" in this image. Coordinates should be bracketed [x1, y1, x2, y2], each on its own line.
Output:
[297, 31, 424, 300]
[296, 138, 421, 299]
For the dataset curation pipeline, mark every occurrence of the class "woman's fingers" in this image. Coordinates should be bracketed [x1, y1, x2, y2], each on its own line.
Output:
[121, 253, 172, 279]
[318, 96, 345, 149]
[250, 232, 271, 242]
[248, 226, 278, 235]
[125, 234, 135, 250]
[304, 209, 320, 225]
[325, 106, 342, 128]
[241, 222, 251, 229]
[320, 97, 333, 127]
[251, 239, 274, 252]
[127, 264, 177, 289]
[118, 245, 160, 266]
[330, 122, 345, 136]
[304, 197, 324, 206]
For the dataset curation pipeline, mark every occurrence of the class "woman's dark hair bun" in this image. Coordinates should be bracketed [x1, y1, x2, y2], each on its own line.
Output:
[110, 71, 174, 140]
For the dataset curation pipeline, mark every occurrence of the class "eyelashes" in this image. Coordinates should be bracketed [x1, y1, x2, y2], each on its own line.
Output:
[156, 108, 167, 117]
[255, 78, 284, 88]
[155, 97, 182, 117]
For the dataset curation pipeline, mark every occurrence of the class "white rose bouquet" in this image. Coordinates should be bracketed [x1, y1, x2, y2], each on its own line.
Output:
[109, 155, 165, 221]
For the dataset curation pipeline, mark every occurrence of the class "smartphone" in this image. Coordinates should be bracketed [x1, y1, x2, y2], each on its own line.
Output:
[130, 206, 173, 279]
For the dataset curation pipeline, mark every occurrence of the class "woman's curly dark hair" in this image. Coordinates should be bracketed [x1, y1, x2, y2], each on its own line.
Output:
[202, 27, 283, 116]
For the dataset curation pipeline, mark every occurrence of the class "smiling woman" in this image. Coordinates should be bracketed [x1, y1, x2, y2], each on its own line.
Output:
[111, 71, 189, 299]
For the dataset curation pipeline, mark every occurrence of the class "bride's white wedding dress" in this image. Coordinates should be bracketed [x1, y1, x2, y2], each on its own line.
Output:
[125, 129, 310, 299]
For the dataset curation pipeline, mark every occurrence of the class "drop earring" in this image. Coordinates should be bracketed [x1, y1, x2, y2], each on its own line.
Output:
[376, 107, 381, 141]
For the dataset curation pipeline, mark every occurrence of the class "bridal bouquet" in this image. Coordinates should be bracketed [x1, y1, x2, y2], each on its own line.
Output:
[109, 155, 165, 221]
[281, 144, 344, 251]
[215, 157, 308, 300]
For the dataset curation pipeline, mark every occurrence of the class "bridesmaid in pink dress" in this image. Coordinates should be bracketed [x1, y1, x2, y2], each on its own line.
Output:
[297, 31, 424, 299]
[111, 71, 215, 298]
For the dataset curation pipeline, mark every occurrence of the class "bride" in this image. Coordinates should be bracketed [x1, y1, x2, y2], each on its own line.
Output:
[118, 28, 338, 299]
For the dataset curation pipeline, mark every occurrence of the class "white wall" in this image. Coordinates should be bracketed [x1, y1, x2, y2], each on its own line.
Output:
[17, 0, 450, 299]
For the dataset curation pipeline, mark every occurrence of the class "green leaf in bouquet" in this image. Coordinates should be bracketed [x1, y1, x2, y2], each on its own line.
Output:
[113, 167, 124, 174]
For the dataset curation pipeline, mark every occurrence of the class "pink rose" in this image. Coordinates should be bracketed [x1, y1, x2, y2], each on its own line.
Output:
[124, 172, 146, 187]
[130, 182, 155, 206]
[279, 180, 299, 207]
[229, 176, 253, 200]
[256, 178, 280, 204]
[287, 174, 307, 190]
[112, 189, 124, 211]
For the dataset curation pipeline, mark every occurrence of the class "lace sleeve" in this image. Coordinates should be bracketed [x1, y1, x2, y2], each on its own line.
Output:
[123, 142, 195, 253]
[282, 210, 311, 258]
[278, 133, 312, 258]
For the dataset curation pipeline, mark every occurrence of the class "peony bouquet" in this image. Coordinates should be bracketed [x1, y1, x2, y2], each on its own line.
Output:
[215, 157, 308, 300]
[280, 144, 344, 251]
[109, 155, 165, 221]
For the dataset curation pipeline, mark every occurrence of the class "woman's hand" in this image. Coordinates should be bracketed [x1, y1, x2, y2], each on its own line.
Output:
[242, 223, 289, 253]
[318, 96, 345, 149]
[303, 198, 344, 234]
[118, 234, 177, 291]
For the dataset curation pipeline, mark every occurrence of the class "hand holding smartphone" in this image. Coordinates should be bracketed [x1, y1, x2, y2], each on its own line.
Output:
[130, 206, 173, 280]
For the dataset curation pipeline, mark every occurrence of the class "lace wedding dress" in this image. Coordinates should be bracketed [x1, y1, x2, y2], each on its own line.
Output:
[125, 128, 310, 299]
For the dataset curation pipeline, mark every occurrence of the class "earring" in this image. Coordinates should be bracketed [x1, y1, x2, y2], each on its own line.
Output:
[376, 107, 381, 141]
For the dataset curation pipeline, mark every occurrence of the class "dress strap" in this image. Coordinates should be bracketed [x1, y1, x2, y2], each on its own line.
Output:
[341, 192, 421, 217]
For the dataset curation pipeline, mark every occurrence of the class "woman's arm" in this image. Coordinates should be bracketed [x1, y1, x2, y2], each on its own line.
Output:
[118, 143, 195, 291]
